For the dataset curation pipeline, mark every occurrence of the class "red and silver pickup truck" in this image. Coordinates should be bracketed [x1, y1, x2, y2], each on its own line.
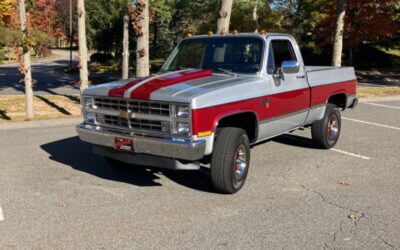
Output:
[77, 33, 358, 194]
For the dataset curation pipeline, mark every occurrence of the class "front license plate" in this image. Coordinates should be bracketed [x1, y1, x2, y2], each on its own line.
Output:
[115, 138, 134, 151]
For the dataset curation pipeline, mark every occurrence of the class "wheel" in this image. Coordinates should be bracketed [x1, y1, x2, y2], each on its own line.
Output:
[312, 103, 341, 149]
[211, 127, 250, 194]
[105, 157, 135, 170]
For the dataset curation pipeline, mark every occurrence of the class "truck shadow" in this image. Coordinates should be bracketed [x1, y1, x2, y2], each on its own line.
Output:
[40, 136, 214, 193]
[272, 134, 320, 149]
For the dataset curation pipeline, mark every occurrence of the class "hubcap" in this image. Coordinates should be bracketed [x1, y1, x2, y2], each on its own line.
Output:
[327, 115, 339, 141]
[234, 144, 247, 179]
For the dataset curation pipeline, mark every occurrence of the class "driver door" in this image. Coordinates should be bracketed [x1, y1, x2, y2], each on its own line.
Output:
[259, 38, 310, 139]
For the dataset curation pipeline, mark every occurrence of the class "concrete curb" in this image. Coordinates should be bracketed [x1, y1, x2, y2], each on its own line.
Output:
[0, 117, 82, 131]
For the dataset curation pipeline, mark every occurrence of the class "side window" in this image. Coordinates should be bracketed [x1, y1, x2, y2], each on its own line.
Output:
[267, 40, 297, 74]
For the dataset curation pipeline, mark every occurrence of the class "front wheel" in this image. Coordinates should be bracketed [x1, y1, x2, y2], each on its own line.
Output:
[312, 103, 341, 149]
[211, 127, 250, 194]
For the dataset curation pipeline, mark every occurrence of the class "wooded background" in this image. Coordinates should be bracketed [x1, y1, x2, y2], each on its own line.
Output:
[1, 0, 399, 67]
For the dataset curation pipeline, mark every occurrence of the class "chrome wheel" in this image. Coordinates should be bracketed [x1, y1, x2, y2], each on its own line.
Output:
[234, 144, 247, 179]
[327, 114, 339, 142]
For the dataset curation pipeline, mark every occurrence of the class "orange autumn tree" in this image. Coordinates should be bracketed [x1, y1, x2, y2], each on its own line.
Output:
[28, 0, 58, 35]
[0, 0, 19, 26]
[319, 0, 400, 64]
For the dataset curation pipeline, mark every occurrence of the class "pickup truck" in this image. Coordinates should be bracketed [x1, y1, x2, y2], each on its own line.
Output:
[77, 33, 358, 194]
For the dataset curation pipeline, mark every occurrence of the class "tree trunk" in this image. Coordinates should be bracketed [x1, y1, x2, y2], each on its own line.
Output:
[122, 14, 130, 80]
[77, 0, 89, 91]
[136, 0, 150, 78]
[252, 1, 258, 33]
[18, 0, 34, 120]
[332, 0, 347, 67]
[216, 0, 233, 34]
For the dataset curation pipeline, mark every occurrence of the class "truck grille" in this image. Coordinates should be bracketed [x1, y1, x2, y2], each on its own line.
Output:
[92, 97, 172, 134]
[97, 115, 171, 133]
[94, 97, 170, 116]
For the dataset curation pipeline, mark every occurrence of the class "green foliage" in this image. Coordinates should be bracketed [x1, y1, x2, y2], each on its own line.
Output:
[0, 26, 20, 47]
[86, 0, 129, 54]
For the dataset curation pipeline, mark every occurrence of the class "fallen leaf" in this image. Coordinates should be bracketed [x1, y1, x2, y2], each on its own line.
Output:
[348, 213, 358, 220]
[58, 202, 67, 208]
[338, 180, 352, 186]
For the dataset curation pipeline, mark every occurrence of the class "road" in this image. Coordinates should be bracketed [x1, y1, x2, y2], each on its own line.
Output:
[0, 99, 399, 249]
[0, 50, 81, 95]
[0, 50, 127, 96]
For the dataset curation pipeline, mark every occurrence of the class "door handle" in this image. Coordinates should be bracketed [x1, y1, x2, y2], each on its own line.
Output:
[296, 75, 306, 79]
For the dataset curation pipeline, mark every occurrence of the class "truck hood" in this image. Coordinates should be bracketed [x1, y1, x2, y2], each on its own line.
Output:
[83, 69, 266, 109]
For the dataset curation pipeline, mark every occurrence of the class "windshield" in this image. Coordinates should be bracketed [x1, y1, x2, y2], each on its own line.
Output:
[161, 37, 264, 74]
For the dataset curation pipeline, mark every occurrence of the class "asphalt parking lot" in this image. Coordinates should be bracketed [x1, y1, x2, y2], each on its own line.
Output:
[0, 99, 399, 249]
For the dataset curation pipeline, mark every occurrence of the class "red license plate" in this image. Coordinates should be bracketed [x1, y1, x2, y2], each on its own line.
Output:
[115, 138, 134, 151]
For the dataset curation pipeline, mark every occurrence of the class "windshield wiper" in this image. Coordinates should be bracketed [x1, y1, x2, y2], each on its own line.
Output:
[215, 68, 238, 77]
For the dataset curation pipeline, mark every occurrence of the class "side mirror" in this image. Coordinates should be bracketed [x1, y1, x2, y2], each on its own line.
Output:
[281, 60, 300, 74]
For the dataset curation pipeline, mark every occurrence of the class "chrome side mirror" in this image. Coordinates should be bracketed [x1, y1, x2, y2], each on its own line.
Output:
[281, 60, 300, 74]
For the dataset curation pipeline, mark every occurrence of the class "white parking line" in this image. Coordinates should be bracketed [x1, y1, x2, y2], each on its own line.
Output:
[364, 103, 400, 110]
[343, 117, 400, 131]
[331, 148, 371, 160]
[0, 205, 4, 221]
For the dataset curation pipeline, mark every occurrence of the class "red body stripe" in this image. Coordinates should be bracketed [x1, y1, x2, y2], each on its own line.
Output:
[131, 69, 212, 100]
[192, 80, 356, 135]
[310, 80, 357, 106]
[108, 78, 146, 98]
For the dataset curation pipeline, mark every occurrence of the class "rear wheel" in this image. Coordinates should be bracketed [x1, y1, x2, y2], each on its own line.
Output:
[312, 103, 341, 149]
[211, 127, 250, 194]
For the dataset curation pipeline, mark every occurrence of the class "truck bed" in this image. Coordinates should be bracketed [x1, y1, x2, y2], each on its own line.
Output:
[305, 66, 356, 87]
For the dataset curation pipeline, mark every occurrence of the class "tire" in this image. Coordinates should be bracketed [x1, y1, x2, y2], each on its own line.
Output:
[211, 127, 250, 194]
[312, 103, 341, 149]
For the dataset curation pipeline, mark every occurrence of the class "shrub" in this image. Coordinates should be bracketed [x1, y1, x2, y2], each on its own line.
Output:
[90, 53, 115, 64]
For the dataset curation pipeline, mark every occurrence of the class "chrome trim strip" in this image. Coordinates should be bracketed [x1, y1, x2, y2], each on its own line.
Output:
[76, 124, 205, 161]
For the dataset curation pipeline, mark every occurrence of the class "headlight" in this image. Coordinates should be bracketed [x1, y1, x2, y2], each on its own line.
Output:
[84, 111, 96, 123]
[176, 106, 189, 118]
[177, 122, 190, 134]
[83, 97, 94, 109]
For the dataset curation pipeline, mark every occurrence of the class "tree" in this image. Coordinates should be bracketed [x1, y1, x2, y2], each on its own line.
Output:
[319, 0, 400, 65]
[332, 0, 346, 66]
[122, 13, 129, 79]
[216, 0, 233, 34]
[18, 0, 34, 120]
[0, 0, 18, 26]
[28, 0, 58, 36]
[131, 0, 150, 77]
[77, 0, 89, 90]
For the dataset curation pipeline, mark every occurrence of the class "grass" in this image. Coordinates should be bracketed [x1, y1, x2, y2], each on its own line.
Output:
[0, 95, 81, 124]
[357, 86, 400, 98]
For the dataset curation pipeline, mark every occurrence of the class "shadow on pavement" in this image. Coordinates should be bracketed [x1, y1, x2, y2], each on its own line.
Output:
[0, 109, 11, 120]
[272, 134, 320, 149]
[40, 136, 214, 192]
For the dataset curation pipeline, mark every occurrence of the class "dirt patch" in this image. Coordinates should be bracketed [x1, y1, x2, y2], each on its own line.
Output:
[0, 95, 81, 124]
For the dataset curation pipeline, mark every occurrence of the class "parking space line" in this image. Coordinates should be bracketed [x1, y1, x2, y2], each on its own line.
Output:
[364, 103, 400, 110]
[0, 205, 4, 221]
[331, 148, 371, 160]
[343, 117, 400, 131]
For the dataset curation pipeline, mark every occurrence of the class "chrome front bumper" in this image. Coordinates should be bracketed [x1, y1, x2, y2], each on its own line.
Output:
[76, 124, 206, 161]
